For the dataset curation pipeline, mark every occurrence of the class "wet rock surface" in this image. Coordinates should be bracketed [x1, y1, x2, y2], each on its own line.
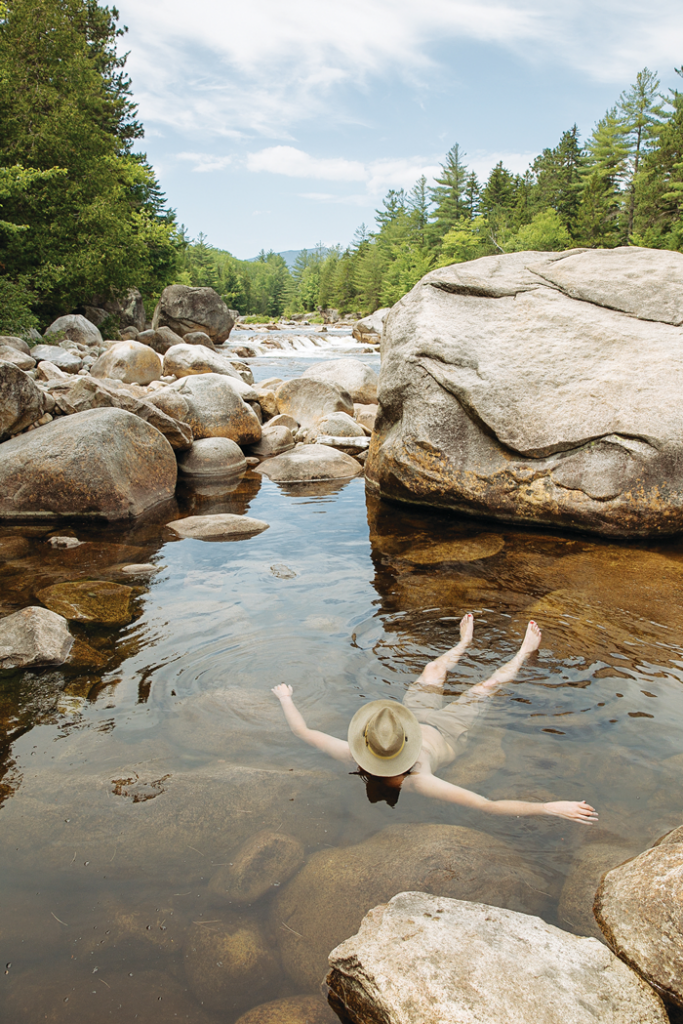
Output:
[184, 914, 280, 1014]
[367, 246, 683, 537]
[167, 513, 269, 540]
[0, 408, 177, 520]
[38, 579, 134, 625]
[0, 606, 73, 668]
[327, 891, 669, 1024]
[594, 831, 683, 1006]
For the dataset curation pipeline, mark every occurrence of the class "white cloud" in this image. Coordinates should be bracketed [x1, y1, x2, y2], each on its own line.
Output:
[178, 152, 233, 172]
[247, 147, 367, 181]
[120, 0, 683, 137]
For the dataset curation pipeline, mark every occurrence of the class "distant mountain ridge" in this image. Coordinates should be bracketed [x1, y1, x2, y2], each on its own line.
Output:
[246, 248, 330, 268]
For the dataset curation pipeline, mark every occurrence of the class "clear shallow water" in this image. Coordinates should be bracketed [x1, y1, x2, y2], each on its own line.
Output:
[0, 341, 682, 1021]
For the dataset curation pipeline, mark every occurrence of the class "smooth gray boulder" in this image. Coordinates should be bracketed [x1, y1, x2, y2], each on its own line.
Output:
[90, 341, 162, 385]
[170, 373, 261, 445]
[0, 361, 46, 439]
[0, 345, 34, 371]
[183, 329, 216, 350]
[153, 285, 235, 343]
[247, 423, 295, 457]
[0, 408, 177, 520]
[167, 514, 269, 540]
[255, 446, 362, 483]
[163, 342, 242, 380]
[177, 437, 247, 477]
[327, 892, 668, 1024]
[302, 358, 378, 404]
[275, 378, 354, 428]
[310, 411, 365, 439]
[0, 606, 74, 668]
[366, 247, 683, 537]
[594, 831, 683, 1007]
[43, 314, 103, 347]
[30, 344, 81, 373]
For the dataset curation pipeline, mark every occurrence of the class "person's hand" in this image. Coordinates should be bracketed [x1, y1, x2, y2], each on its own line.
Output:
[272, 683, 293, 700]
[544, 800, 598, 824]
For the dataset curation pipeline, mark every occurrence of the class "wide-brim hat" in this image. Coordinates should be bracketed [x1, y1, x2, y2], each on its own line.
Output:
[348, 700, 422, 777]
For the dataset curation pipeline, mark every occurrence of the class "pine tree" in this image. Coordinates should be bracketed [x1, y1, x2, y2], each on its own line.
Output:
[429, 144, 469, 237]
[619, 68, 667, 238]
[530, 126, 584, 234]
[576, 108, 630, 246]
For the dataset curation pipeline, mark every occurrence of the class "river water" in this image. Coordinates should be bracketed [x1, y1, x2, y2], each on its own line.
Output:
[0, 328, 681, 1022]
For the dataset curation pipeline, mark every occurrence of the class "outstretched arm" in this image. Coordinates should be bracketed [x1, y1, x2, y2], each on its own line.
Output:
[272, 684, 352, 764]
[403, 771, 598, 824]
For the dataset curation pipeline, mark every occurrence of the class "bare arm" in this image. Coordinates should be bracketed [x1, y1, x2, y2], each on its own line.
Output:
[403, 771, 598, 823]
[272, 684, 352, 764]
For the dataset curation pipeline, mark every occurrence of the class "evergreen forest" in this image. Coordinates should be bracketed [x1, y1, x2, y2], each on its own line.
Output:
[2, 0, 683, 330]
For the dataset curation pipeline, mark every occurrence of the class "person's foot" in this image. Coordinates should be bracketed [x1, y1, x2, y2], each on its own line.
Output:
[459, 612, 474, 644]
[519, 620, 542, 658]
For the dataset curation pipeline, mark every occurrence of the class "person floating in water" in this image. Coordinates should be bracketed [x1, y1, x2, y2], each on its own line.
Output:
[272, 614, 598, 824]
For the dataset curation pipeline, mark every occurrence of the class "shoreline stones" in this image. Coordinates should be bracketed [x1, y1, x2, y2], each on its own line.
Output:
[177, 437, 247, 477]
[0, 408, 178, 520]
[0, 606, 74, 668]
[167, 514, 270, 540]
[366, 246, 683, 537]
[326, 892, 669, 1024]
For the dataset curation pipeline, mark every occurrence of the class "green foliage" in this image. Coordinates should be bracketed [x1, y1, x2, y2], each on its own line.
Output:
[0, 0, 180, 327]
[0, 275, 37, 333]
[504, 209, 573, 252]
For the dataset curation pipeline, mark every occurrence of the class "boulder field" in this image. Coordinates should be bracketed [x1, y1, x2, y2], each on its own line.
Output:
[366, 246, 683, 538]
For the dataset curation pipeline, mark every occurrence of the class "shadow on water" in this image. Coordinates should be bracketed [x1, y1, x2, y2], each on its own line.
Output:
[0, 472, 681, 1021]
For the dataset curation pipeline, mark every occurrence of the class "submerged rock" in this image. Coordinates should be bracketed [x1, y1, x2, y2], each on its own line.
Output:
[153, 284, 235, 343]
[209, 829, 304, 905]
[302, 358, 378, 405]
[90, 340, 162, 385]
[0, 606, 73, 668]
[255, 446, 362, 483]
[38, 580, 134, 625]
[0, 408, 177, 520]
[558, 842, 640, 941]
[177, 437, 247, 477]
[273, 822, 558, 990]
[167, 513, 269, 540]
[594, 830, 683, 1007]
[367, 247, 683, 537]
[184, 915, 279, 1015]
[234, 995, 338, 1024]
[327, 892, 669, 1024]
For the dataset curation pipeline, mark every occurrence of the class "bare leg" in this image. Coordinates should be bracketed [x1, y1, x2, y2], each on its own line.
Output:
[413, 613, 474, 692]
[471, 621, 541, 697]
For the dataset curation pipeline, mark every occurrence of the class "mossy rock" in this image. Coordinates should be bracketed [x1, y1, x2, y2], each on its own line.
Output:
[37, 580, 134, 625]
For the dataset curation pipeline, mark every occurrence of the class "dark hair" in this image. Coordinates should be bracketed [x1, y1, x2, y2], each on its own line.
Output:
[351, 768, 409, 808]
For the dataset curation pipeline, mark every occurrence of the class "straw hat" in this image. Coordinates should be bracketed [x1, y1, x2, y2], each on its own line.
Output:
[348, 700, 422, 776]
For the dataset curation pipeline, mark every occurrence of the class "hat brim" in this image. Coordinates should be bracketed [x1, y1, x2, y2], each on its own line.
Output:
[348, 700, 422, 777]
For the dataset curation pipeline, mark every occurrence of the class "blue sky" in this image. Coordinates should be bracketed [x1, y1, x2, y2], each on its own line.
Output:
[118, 0, 683, 259]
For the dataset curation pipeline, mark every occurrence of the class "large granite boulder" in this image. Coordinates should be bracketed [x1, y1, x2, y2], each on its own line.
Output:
[272, 822, 558, 990]
[327, 892, 669, 1024]
[177, 437, 247, 477]
[0, 606, 73, 668]
[302, 358, 378, 404]
[366, 247, 683, 538]
[594, 828, 683, 1007]
[170, 373, 261, 445]
[153, 284, 235, 343]
[0, 335, 30, 355]
[43, 313, 103, 347]
[90, 340, 162, 385]
[0, 408, 177, 520]
[137, 326, 184, 354]
[0, 343, 34, 370]
[0, 361, 47, 439]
